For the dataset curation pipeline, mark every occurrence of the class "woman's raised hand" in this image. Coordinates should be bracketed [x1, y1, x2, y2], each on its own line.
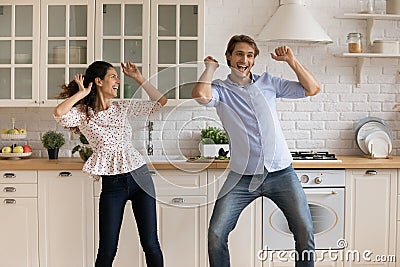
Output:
[121, 61, 144, 83]
[74, 74, 92, 97]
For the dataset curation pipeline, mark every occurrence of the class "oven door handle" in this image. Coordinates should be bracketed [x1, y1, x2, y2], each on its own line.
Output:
[305, 190, 338, 195]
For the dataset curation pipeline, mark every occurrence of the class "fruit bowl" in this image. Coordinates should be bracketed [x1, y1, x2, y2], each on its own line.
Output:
[1, 133, 27, 139]
[0, 152, 32, 160]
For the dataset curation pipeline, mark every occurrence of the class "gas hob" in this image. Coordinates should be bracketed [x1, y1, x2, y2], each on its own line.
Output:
[291, 151, 342, 163]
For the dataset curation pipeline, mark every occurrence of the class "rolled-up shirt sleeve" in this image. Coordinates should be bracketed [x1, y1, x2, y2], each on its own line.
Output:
[53, 107, 85, 127]
[201, 85, 221, 107]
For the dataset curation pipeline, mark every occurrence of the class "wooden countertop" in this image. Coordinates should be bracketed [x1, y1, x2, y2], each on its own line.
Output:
[0, 156, 399, 170]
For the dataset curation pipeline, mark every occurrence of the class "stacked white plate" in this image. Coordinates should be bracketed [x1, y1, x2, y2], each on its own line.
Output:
[364, 130, 392, 158]
[355, 117, 393, 158]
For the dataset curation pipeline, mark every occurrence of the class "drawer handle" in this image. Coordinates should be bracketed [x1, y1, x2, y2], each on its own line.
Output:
[172, 197, 184, 204]
[365, 170, 378, 175]
[3, 173, 16, 179]
[4, 199, 16, 204]
[149, 171, 157, 176]
[59, 171, 72, 177]
[3, 187, 16, 192]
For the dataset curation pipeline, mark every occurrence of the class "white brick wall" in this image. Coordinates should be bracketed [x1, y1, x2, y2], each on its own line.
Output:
[1, 0, 399, 158]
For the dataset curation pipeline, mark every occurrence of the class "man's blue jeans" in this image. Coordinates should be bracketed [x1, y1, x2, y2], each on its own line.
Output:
[95, 164, 163, 267]
[208, 165, 314, 267]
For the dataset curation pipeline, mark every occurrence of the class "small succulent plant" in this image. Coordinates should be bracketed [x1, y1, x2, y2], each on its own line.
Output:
[200, 126, 229, 144]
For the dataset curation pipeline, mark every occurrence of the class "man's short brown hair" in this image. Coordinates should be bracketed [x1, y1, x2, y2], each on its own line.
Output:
[225, 35, 260, 67]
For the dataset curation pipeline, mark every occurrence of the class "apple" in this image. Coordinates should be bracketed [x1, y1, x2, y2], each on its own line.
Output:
[7, 129, 19, 134]
[1, 146, 12, 153]
[12, 145, 24, 153]
[23, 145, 32, 153]
[19, 129, 27, 134]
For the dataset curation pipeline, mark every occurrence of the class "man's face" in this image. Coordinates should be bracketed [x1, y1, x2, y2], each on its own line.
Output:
[226, 42, 255, 79]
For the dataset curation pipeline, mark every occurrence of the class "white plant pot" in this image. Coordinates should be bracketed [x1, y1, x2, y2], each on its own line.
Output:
[199, 143, 230, 157]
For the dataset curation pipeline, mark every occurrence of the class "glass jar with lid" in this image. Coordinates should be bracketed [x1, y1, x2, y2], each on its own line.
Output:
[359, 0, 375, 14]
[347, 33, 363, 53]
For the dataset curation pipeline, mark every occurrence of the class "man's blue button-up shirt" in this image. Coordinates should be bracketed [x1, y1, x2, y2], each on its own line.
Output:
[204, 72, 306, 175]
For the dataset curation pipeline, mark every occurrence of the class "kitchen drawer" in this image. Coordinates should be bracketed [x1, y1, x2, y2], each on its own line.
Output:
[0, 184, 37, 198]
[152, 170, 207, 196]
[93, 170, 207, 197]
[0, 171, 37, 184]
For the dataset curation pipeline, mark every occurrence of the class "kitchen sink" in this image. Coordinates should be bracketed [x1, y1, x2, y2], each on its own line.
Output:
[144, 155, 187, 162]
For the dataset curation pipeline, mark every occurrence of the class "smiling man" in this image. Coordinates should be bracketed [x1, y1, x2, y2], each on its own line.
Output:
[192, 34, 320, 267]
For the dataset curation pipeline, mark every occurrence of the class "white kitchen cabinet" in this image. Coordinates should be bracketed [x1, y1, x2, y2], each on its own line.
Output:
[155, 169, 208, 267]
[0, 1, 40, 106]
[93, 181, 146, 267]
[1, 0, 204, 107]
[208, 169, 263, 267]
[345, 169, 397, 267]
[93, 169, 208, 267]
[39, 0, 95, 107]
[0, 170, 38, 267]
[0, 0, 94, 107]
[38, 170, 94, 267]
[94, 0, 204, 104]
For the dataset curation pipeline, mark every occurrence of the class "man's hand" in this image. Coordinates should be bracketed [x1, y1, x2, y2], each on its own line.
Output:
[204, 56, 219, 71]
[270, 46, 295, 64]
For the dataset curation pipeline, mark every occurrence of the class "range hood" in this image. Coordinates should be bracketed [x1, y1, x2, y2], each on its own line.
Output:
[257, 0, 332, 44]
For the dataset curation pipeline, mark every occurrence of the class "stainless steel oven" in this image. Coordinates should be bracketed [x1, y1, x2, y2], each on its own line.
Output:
[263, 168, 345, 251]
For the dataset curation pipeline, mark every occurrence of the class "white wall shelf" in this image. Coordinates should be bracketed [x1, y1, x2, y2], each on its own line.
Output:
[337, 13, 400, 46]
[338, 53, 400, 87]
[336, 13, 400, 87]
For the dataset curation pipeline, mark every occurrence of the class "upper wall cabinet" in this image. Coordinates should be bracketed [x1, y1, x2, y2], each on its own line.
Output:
[95, 0, 150, 100]
[150, 0, 204, 105]
[0, 1, 40, 107]
[40, 0, 95, 107]
[95, 0, 204, 105]
[0, 0, 204, 107]
[0, 0, 94, 107]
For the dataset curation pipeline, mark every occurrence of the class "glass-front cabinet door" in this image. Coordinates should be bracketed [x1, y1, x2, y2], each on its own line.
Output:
[151, 0, 204, 104]
[40, 0, 94, 106]
[95, 0, 150, 100]
[0, 1, 39, 106]
[96, 0, 204, 104]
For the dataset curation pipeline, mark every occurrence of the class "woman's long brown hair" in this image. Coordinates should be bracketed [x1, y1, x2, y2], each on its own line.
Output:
[57, 61, 114, 134]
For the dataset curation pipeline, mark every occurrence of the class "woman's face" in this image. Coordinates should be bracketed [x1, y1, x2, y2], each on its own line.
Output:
[97, 67, 120, 99]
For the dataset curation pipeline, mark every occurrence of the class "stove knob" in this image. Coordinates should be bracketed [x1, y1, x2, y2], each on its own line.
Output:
[300, 175, 309, 183]
[314, 177, 323, 184]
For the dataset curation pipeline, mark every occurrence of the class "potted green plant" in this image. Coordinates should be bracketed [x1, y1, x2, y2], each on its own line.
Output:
[72, 134, 93, 161]
[199, 126, 230, 158]
[41, 130, 65, 159]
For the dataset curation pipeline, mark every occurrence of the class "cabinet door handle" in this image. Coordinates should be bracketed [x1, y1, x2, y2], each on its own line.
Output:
[4, 199, 16, 204]
[59, 171, 72, 177]
[172, 197, 184, 204]
[365, 170, 378, 175]
[3, 187, 16, 192]
[3, 173, 16, 179]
